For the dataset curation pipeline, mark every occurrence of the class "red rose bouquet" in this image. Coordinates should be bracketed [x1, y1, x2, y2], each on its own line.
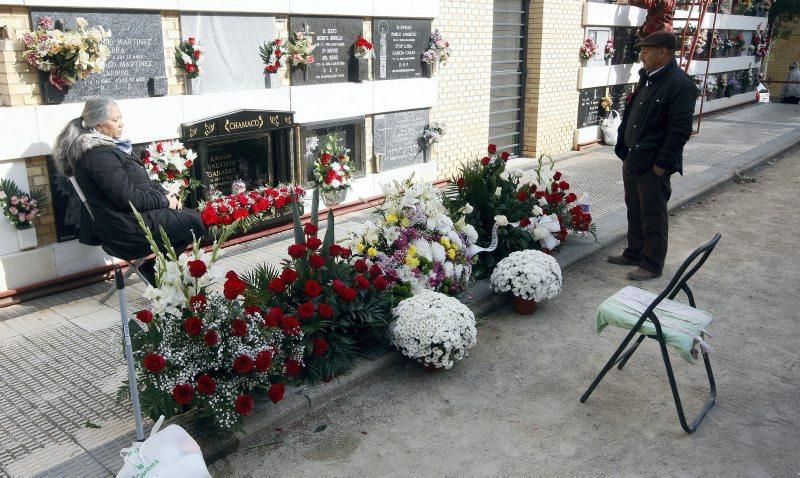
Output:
[354, 35, 374, 60]
[259, 38, 287, 74]
[175, 36, 203, 79]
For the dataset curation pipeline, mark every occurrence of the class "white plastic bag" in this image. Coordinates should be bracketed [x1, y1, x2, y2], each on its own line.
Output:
[117, 416, 211, 478]
[600, 110, 621, 146]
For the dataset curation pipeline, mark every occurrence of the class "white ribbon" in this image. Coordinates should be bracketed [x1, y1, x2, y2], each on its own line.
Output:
[511, 214, 561, 250]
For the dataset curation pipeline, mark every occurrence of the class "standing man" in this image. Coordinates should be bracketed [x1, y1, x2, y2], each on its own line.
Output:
[781, 62, 800, 104]
[608, 31, 698, 280]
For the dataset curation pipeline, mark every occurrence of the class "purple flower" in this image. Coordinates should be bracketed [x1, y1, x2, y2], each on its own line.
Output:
[37, 16, 55, 31]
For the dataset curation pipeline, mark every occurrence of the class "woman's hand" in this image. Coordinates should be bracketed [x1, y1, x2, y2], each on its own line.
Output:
[168, 194, 183, 210]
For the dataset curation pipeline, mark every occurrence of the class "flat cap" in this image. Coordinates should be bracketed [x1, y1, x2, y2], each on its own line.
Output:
[635, 30, 678, 49]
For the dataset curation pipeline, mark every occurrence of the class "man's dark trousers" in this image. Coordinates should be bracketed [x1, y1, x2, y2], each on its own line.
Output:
[622, 159, 671, 274]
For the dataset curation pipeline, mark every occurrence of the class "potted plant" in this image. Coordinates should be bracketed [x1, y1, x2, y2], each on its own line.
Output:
[312, 134, 353, 207]
[175, 37, 203, 94]
[288, 23, 316, 81]
[390, 291, 477, 371]
[352, 34, 373, 82]
[490, 249, 562, 315]
[421, 29, 452, 77]
[259, 38, 286, 88]
[580, 38, 598, 66]
[22, 16, 111, 104]
[422, 121, 445, 161]
[1, 179, 48, 250]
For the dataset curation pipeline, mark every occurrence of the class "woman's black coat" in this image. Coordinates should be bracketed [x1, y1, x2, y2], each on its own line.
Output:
[75, 145, 203, 260]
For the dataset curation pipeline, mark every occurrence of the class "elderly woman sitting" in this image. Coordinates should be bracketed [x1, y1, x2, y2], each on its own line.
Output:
[52, 97, 204, 285]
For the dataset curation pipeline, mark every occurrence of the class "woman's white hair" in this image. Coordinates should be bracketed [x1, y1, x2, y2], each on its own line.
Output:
[52, 97, 117, 176]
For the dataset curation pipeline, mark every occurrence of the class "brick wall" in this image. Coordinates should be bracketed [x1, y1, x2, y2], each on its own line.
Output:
[0, 6, 39, 106]
[161, 11, 184, 96]
[523, 0, 583, 158]
[431, 0, 494, 179]
[25, 156, 56, 245]
[768, 17, 800, 98]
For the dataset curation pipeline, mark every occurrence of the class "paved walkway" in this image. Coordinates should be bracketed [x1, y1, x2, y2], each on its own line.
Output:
[0, 103, 798, 477]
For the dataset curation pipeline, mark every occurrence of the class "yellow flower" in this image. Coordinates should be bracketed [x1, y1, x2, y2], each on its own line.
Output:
[408, 245, 417, 255]
[401, 217, 411, 227]
[450, 241, 459, 251]
[356, 242, 365, 253]
[447, 248, 456, 259]
[405, 255, 420, 268]
[386, 213, 398, 223]
[367, 247, 378, 258]
[439, 237, 451, 248]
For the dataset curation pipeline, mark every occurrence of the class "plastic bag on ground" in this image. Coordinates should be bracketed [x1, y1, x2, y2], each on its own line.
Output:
[600, 110, 621, 146]
[117, 416, 211, 478]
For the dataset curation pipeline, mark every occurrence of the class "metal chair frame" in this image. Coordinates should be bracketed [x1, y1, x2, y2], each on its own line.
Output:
[580, 233, 722, 433]
[68, 177, 150, 304]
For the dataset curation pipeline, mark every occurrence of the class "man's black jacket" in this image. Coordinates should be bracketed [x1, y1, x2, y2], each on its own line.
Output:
[615, 59, 698, 175]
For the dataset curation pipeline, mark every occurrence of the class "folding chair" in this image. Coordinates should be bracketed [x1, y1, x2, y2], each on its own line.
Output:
[580, 233, 722, 433]
[69, 177, 150, 304]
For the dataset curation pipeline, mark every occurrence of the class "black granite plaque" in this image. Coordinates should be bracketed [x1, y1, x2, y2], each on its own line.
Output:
[373, 18, 431, 80]
[373, 109, 428, 170]
[301, 121, 363, 183]
[47, 156, 80, 242]
[612, 27, 639, 65]
[577, 87, 604, 128]
[609, 83, 635, 116]
[182, 110, 294, 141]
[204, 137, 268, 196]
[289, 16, 361, 85]
[30, 9, 166, 103]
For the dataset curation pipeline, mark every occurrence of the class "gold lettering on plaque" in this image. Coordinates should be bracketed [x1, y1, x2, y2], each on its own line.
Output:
[204, 122, 215, 136]
[224, 115, 266, 133]
[189, 127, 198, 138]
[269, 114, 280, 127]
[284, 115, 292, 125]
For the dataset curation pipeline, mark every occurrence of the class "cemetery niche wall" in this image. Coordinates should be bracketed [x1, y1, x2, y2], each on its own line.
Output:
[29, 8, 167, 104]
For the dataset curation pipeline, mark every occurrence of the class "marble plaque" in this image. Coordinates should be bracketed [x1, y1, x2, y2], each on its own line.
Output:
[373, 109, 429, 170]
[30, 9, 166, 102]
[289, 16, 362, 85]
[609, 83, 635, 116]
[585, 27, 612, 67]
[181, 13, 276, 94]
[577, 87, 604, 128]
[373, 18, 431, 80]
[612, 27, 639, 65]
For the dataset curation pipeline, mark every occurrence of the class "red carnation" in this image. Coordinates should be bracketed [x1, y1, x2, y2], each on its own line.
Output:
[339, 246, 352, 259]
[232, 318, 248, 337]
[304, 279, 322, 298]
[309, 254, 325, 269]
[288, 243, 307, 258]
[553, 171, 563, 181]
[172, 384, 194, 405]
[184, 316, 203, 336]
[481, 156, 490, 166]
[201, 206, 218, 226]
[284, 358, 302, 376]
[245, 304, 263, 317]
[369, 264, 383, 278]
[517, 190, 528, 202]
[268, 383, 285, 404]
[280, 268, 297, 283]
[559, 181, 570, 190]
[135, 310, 153, 324]
[143, 352, 166, 373]
[297, 301, 316, 320]
[306, 237, 322, 250]
[193, 49, 202, 59]
[185, 63, 197, 73]
[355, 274, 370, 290]
[332, 279, 346, 292]
[329, 244, 342, 257]
[156, 142, 164, 153]
[520, 216, 531, 227]
[233, 355, 255, 374]
[235, 394, 254, 416]
[187, 37, 196, 46]
[203, 330, 219, 347]
[501, 151, 511, 161]
[488, 144, 497, 154]
[224, 274, 247, 300]
[320, 152, 332, 165]
[265, 307, 282, 327]
[189, 294, 207, 311]
[354, 259, 369, 273]
[196, 374, 217, 395]
[256, 350, 273, 372]
[565, 192, 578, 203]
[268, 277, 286, 294]
[318, 302, 333, 319]
[339, 286, 357, 302]
[281, 315, 301, 334]
[304, 222, 318, 237]
[373, 276, 388, 291]
[312, 337, 329, 357]
[457, 177, 465, 188]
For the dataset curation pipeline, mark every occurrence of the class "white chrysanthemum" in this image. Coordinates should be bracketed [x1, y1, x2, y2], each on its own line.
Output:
[413, 238, 433, 261]
[461, 224, 478, 244]
[490, 250, 562, 302]
[431, 242, 447, 262]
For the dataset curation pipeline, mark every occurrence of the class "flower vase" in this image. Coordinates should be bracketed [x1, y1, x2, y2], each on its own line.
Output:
[186, 77, 198, 95]
[512, 296, 537, 315]
[423, 61, 436, 78]
[322, 188, 348, 207]
[605, 57, 612, 66]
[351, 58, 369, 82]
[17, 226, 37, 251]
[40, 74, 68, 105]
[424, 143, 435, 162]
[581, 58, 589, 67]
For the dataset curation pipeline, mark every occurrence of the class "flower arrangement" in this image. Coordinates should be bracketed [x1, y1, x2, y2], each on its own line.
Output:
[490, 250, 562, 302]
[349, 177, 477, 296]
[0, 179, 48, 230]
[752, 26, 770, 58]
[444, 143, 544, 278]
[175, 37, 203, 79]
[259, 38, 286, 74]
[422, 122, 445, 146]
[604, 40, 615, 60]
[22, 16, 111, 90]
[679, 26, 707, 57]
[124, 210, 303, 430]
[354, 35, 374, 60]
[726, 76, 740, 96]
[287, 24, 316, 69]
[732, 33, 746, 49]
[529, 155, 595, 239]
[243, 192, 393, 383]
[600, 95, 613, 113]
[390, 291, 477, 370]
[422, 29, 452, 65]
[142, 140, 200, 202]
[580, 38, 598, 61]
[312, 134, 353, 194]
[198, 185, 305, 231]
